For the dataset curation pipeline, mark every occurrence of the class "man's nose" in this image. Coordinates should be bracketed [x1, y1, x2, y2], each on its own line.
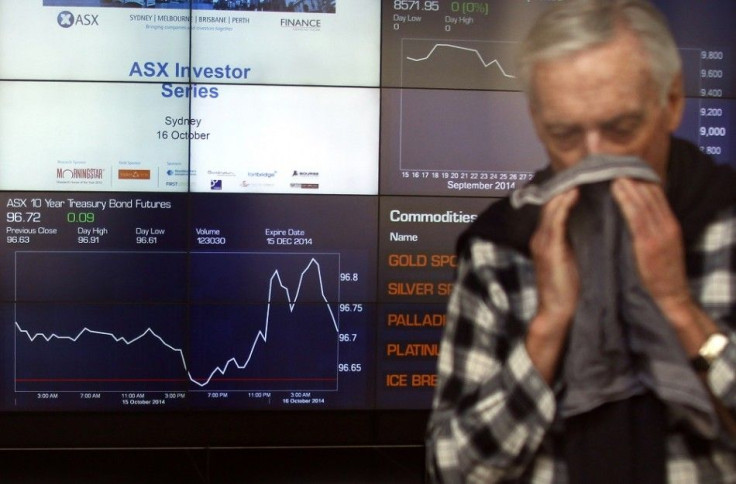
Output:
[583, 129, 603, 156]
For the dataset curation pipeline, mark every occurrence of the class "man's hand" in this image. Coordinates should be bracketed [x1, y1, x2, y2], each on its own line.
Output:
[531, 188, 581, 323]
[526, 188, 580, 383]
[611, 177, 717, 355]
[611, 178, 690, 309]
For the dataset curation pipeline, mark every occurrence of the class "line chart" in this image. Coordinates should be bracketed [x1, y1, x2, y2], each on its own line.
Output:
[14, 252, 342, 394]
[400, 38, 520, 91]
[188, 256, 340, 390]
[406, 43, 517, 78]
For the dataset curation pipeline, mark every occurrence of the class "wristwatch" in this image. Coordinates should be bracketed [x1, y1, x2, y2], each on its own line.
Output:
[691, 332, 729, 372]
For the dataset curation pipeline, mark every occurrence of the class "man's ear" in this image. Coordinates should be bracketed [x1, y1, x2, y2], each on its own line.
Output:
[665, 72, 685, 133]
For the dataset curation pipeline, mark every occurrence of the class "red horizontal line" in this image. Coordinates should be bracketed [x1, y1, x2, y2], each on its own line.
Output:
[193, 378, 337, 382]
[16, 378, 337, 383]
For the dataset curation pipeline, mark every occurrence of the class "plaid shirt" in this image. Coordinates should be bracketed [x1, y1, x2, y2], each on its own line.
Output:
[426, 205, 736, 483]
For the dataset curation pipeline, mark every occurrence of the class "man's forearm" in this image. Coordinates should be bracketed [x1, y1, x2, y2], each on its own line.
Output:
[525, 312, 571, 384]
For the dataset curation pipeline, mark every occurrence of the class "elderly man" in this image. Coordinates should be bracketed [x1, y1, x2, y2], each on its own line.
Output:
[426, 0, 736, 483]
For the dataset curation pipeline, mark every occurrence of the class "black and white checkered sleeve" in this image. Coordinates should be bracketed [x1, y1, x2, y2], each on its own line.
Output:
[695, 207, 736, 420]
[426, 241, 556, 484]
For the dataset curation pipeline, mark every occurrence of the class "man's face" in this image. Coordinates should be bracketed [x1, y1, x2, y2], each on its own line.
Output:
[528, 31, 684, 179]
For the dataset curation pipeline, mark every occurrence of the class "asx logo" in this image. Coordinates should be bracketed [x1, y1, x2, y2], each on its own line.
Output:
[129, 61, 169, 78]
[57, 11, 100, 28]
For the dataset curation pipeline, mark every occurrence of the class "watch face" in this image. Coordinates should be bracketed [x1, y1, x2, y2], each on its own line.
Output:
[703, 333, 730, 361]
[692, 333, 729, 371]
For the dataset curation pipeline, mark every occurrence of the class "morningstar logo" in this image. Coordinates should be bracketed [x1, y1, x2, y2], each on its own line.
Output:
[57, 11, 100, 28]
[57, 168, 105, 180]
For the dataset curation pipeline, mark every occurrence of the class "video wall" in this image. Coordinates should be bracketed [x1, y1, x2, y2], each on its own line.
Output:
[0, 0, 734, 418]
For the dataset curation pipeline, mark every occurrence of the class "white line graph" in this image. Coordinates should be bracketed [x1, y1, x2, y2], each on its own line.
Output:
[15, 257, 339, 390]
[406, 43, 517, 78]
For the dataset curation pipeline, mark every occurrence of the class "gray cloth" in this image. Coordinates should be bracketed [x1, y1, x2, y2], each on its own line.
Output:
[512, 154, 718, 438]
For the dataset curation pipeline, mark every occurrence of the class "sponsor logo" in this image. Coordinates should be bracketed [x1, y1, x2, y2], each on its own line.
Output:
[290, 183, 319, 189]
[247, 171, 277, 178]
[291, 170, 319, 178]
[211, 180, 223, 190]
[240, 180, 275, 188]
[118, 169, 151, 180]
[56, 168, 105, 180]
[57, 11, 99, 28]
[167, 169, 193, 176]
[207, 170, 236, 177]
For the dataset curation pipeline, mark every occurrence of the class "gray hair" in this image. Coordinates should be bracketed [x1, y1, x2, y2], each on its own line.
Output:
[517, 0, 682, 104]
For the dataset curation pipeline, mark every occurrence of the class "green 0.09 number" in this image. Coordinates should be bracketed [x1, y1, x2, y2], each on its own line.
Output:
[67, 212, 95, 223]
